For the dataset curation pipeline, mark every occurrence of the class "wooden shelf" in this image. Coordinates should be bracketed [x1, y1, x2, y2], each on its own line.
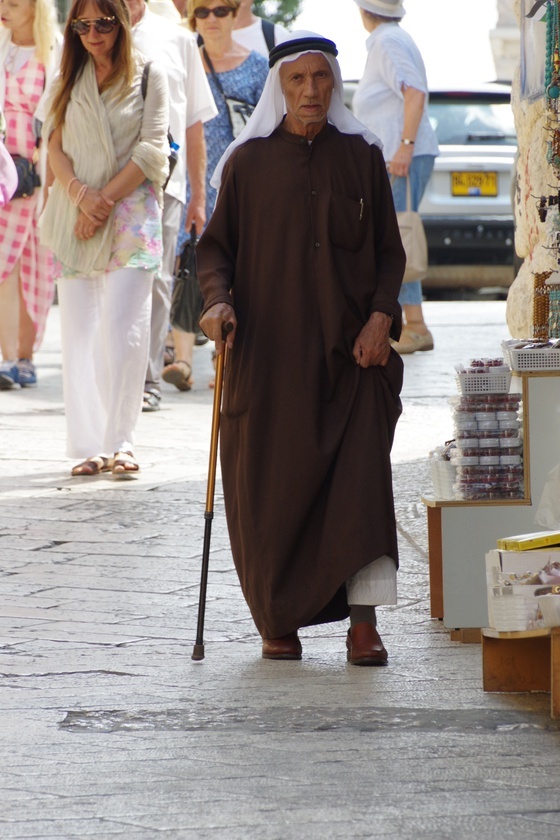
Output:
[481, 626, 560, 718]
[422, 495, 530, 509]
[482, 627, 552, 640]
[512, 370, 560, 378]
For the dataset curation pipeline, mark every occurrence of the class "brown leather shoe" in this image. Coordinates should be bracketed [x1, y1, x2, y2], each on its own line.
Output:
[262, 631, 302, 660]
[346, 622, 388, 666]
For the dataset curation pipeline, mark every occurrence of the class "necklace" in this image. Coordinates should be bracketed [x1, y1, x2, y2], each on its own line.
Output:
[545, 1, 560, 175]
[546, 0, 560, 97]
[205, 49, 244, 61]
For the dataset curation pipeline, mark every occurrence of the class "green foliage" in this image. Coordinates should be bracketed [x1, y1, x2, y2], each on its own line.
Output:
[252, 0, 303, 28]
[56, 0, 68, 24]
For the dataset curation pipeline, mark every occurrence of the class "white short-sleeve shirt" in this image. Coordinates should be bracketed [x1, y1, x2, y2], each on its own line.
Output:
[352, 23, 439, 162]
[132, 9, 218, 202]
[232, 18, 290, 58]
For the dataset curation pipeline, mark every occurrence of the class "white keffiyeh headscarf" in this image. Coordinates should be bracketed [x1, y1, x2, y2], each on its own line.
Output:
[209, 30, 382, 190]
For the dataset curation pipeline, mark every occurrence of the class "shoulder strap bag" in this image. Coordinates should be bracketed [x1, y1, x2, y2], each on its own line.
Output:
[141, 62, 178, 190]
[10, 121, 42, 200]
[170, 223, 202, 334]
[10, 153, 41, 199]
[394, 176, 428, 284]
[203, 48, 255, 139]
[261, 19, 275, 52]
[9, 77, 44, 200]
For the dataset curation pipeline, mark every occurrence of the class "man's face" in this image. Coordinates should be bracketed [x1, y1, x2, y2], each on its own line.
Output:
[123, 0, 144, 26]
[279, 53, 334, 138]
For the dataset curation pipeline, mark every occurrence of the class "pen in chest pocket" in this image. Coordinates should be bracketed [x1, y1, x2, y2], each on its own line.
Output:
[359, 198, 364, 221]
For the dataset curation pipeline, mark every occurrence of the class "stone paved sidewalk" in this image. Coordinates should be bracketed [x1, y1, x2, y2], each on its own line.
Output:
[1, 302, 560, 840]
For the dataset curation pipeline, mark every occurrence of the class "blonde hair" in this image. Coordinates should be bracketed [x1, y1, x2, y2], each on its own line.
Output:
[186, 0, 240, 33]
[32, 0, 60, 68]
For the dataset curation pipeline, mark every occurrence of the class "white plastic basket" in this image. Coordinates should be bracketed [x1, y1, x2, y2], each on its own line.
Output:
[537, 593, 560, 628]
[488, 585, 544, 632]
[502, 340, 560, 372]
[455, 371, 512, 394]
[430, 460, 456, 500]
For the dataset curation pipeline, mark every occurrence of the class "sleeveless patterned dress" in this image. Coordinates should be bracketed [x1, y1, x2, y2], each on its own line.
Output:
[0, 47, 54, 350]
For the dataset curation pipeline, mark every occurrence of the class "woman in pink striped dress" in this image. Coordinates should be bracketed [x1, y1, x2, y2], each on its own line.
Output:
[0, 0, 60, 390]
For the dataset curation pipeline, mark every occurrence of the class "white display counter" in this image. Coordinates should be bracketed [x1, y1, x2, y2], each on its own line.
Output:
[422, 372, 560, 631]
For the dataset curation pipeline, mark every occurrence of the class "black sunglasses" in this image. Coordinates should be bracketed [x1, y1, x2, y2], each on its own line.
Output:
[70, 16, 118, 35]
[194, 6, 233, 19]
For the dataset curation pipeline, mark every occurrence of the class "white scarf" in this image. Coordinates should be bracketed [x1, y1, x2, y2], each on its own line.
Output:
[40, 59, 120, 275]
[210, 30, 383, 190]
[40, 56, 168, 275]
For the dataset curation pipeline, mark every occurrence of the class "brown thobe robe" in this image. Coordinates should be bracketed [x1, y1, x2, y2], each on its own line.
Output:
[197, 123, 405, 639]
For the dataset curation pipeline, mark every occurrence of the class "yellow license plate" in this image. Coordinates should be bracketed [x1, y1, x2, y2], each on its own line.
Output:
[451, 171, 498, 197]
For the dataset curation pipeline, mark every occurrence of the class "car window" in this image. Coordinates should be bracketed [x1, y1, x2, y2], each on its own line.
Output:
[428, 101, 516, 145]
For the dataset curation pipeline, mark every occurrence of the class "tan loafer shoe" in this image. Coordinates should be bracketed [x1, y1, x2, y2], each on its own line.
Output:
[391, 329, 434, 355]
[346, 622, 388, 666]
[262, 631, 302, 660]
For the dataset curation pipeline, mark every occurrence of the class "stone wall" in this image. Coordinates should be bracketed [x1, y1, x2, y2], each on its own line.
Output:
[491, 0, 520, 82]
[507, 0, 552, 337]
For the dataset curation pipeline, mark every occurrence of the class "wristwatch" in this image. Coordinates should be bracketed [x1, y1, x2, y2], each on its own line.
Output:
[401, 138, 415, 145]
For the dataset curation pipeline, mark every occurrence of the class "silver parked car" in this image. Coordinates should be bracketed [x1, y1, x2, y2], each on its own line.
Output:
[343, 81, 517, 293]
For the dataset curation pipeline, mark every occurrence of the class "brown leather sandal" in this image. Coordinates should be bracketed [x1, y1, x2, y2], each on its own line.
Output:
[71, 455, 111, 477]
[162, 360, 193, 392]
[112, 451, 139, 479]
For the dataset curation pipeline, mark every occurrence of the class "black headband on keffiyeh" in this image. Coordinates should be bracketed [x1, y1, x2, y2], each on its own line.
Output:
[269, 37, 338, 69]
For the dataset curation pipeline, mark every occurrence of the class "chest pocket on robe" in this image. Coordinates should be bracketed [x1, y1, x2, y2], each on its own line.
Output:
[329, 191, 370, 252]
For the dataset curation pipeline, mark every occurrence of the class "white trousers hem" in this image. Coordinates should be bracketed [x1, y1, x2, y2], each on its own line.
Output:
[346, 555, 398, 606]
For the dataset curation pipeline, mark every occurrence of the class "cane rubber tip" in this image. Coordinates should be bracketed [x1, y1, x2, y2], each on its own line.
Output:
[192, 644, 205, 661]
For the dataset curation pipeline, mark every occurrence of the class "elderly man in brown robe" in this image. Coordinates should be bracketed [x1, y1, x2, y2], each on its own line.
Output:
[197, 31, 405, 665]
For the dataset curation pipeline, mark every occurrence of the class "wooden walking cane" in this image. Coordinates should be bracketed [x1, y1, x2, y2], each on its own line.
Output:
[192, 322, 233, 661]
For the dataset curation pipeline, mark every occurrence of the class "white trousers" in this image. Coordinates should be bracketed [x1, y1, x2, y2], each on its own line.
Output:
[57, 268, 153, 459]
[346, 555, 398, 606]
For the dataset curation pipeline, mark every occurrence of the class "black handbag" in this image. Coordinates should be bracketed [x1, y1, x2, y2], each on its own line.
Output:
[203, 49, 255, 139]
[223, 97, 255, 139]
[170, 224, 202, 334]
[11, 155, 41, 199]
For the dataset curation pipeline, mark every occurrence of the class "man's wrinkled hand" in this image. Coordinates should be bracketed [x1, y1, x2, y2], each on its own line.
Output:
[199, 302, 236, 355]
[352, 311, 393, 367]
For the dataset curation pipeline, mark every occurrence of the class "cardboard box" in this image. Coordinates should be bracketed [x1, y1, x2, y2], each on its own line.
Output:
[485, 549, 560, 631]
[496, 531, 560, 551]
[486, 548, 560, 582]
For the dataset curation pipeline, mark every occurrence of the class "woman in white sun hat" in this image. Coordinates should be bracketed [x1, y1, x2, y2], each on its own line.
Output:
[352, 0, 439, 355]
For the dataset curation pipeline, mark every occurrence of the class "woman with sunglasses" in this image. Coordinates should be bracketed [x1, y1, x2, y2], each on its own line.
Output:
[0, 0, 60, 391]
[39, 0, 170, 478]
[161, 0, 267, 393]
